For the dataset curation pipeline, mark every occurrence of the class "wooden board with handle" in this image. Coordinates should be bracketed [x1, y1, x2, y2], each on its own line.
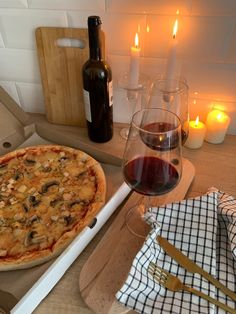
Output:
[35, 27, 89, 126]
[79, 158, 195, 314]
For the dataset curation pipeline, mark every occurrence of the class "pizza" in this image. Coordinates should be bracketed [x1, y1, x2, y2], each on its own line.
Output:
[0, 145, 106, 271]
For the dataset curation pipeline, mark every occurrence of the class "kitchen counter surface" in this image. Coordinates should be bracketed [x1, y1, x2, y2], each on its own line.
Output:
[23, 114, 236, 313]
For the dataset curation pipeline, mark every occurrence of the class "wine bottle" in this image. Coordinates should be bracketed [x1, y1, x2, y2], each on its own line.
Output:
[82, 16, 113, 143]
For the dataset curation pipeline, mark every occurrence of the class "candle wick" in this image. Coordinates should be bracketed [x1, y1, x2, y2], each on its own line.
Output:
[173, 34, 176, 39]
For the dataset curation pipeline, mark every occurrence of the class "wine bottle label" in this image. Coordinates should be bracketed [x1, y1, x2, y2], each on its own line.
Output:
[83, 89, 92, 122]
[108, 81, 113, 107]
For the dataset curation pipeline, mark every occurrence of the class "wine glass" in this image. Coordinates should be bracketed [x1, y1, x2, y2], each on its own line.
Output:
[122, 108, 182, 237]
[148, 77, 189, 144]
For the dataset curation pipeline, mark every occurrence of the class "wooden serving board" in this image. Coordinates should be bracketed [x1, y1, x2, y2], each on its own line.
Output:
[35, 27, 89, 127]
[79, 158, 195, 314]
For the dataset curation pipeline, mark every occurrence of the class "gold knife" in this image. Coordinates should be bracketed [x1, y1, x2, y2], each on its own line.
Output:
[157, 235, 236, 302]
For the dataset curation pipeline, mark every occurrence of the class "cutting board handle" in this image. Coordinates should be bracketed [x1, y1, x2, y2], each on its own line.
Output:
[56, 38, 86, 49]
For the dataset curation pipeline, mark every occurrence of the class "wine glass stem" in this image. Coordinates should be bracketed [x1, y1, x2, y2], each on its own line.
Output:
[142, 195, 150, 215]
[143, 195, 158, 212]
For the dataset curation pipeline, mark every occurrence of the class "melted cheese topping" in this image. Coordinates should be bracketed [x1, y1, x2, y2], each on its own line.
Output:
[0, 147, 98, 260]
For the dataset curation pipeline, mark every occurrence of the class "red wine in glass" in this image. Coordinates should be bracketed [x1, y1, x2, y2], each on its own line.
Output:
[181, 128, 188, 144]
[147, 77, 189, 145]
[140, 122, 188, 149]
[123, 156, 179, 196]
[140, 122, 181, 151]
[122, 108, 182, 237]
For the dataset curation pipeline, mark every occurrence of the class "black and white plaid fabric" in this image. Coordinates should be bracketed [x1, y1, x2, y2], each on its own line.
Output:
[116, 188, 236, 313]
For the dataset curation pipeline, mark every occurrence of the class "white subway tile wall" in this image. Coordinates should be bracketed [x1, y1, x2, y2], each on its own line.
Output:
[27, 0, 105, 11]
[0, 9, 68, 49]
[191, 0, 236, 16]
[0, 33, 4, 47]
[15, 82, 45, 113]
[0, 49, 40, 82]
[106, 0, 192, 15]
[0, 0, 28, 8]
[0, 0, 235, 134]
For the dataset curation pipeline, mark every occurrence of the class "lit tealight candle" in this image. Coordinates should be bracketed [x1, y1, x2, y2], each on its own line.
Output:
[184, 116, 206, 149]
[129, 32, 140, 87]
[205, 109, 230, 144]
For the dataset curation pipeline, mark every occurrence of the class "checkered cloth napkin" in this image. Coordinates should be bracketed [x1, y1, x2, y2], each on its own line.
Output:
[116, 188, 236, 313]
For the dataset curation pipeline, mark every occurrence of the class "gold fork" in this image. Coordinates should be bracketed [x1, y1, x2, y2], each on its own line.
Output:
[148, 262, 236, 314]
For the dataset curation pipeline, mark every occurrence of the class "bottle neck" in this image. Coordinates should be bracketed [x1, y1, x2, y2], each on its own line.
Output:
[88, 25, 102, 61]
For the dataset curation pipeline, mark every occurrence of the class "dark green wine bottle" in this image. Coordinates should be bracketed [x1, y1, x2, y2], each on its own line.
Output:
[82, 16, 113, 143]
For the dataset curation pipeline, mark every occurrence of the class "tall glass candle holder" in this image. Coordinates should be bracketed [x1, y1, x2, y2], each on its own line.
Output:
[117, 73, 150, 140]
[148, 76, 189, 145]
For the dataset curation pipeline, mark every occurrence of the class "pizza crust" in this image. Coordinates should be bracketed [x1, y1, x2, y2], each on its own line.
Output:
[0, 145, 106, 270]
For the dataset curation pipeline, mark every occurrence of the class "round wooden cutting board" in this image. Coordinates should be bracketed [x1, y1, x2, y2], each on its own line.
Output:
[79, 158, 195, 314]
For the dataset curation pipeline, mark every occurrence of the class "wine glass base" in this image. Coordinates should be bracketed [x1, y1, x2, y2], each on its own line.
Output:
[120, 127, 129, 140]
[125, 205, 151, 238]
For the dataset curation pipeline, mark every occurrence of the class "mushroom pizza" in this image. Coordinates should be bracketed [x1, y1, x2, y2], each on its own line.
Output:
[0, 145, 106, 270]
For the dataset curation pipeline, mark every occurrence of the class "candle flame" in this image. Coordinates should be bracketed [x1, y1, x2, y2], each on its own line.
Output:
[195, 116, 199, 126]
[146, 24, 150, 33]
[216, 112, 223, 121]
[173, 19, 178, 38]
[134, 32, 139, 48]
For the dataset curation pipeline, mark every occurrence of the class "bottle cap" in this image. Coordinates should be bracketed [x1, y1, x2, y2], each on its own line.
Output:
[88, 16, 102, 27]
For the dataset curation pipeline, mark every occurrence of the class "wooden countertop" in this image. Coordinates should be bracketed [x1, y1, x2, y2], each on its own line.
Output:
[26, 114, 236, 313]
